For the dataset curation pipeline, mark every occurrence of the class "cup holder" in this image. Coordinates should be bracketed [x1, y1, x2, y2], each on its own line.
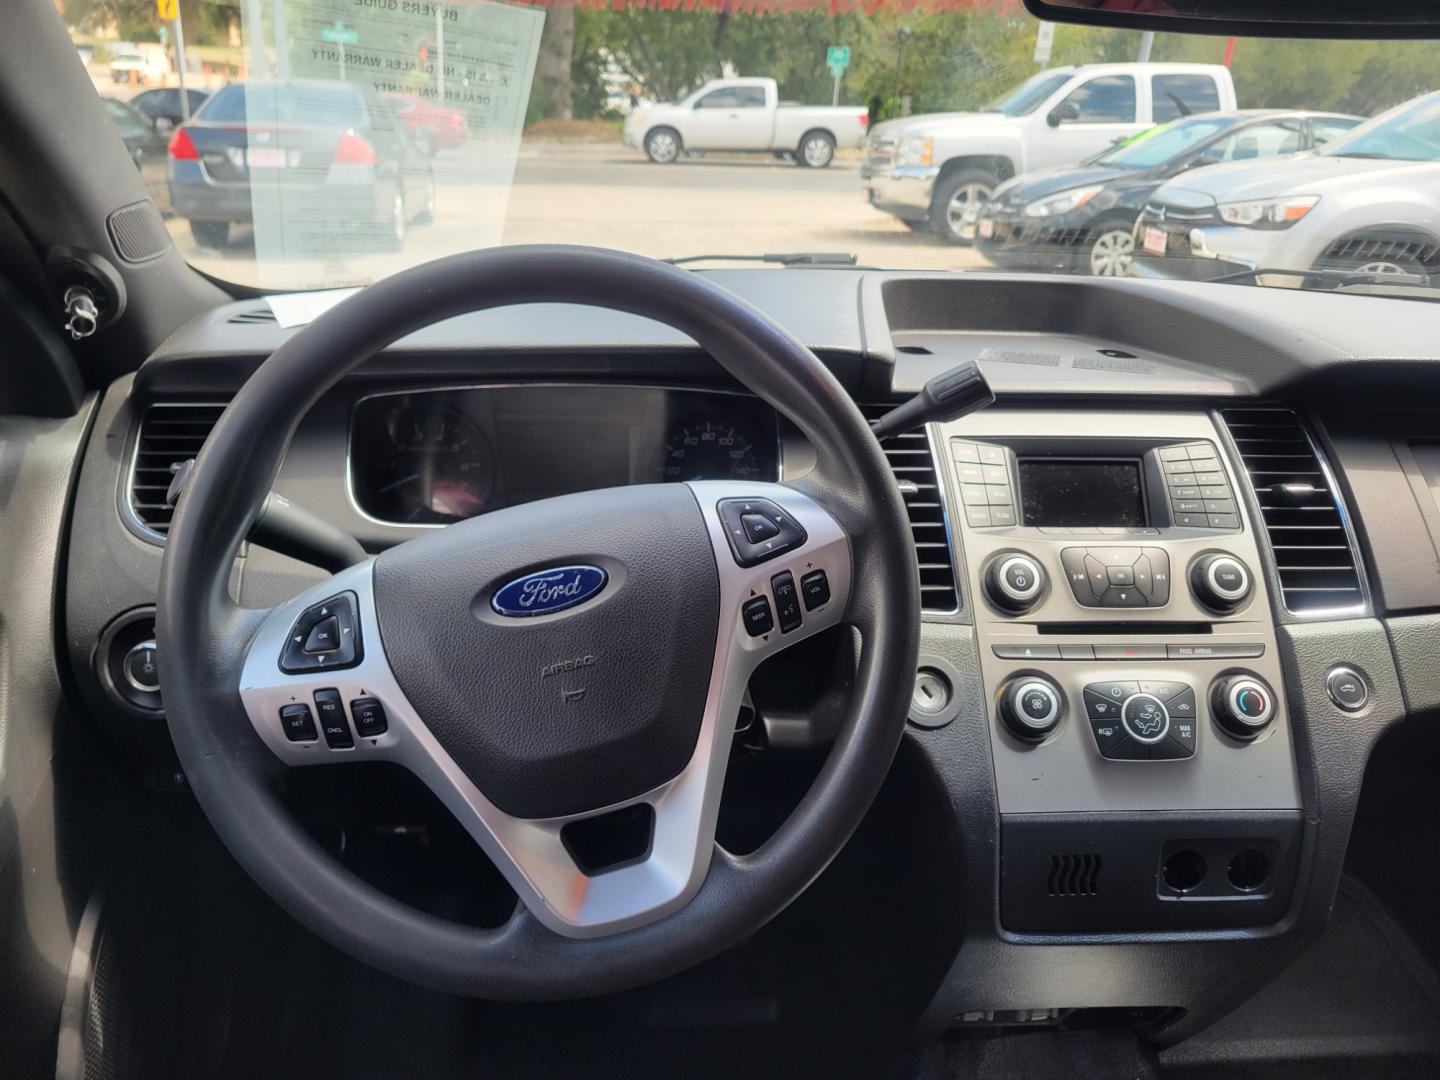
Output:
[1227, 848, 1273, 893]
[1161, 849, 1207, 893]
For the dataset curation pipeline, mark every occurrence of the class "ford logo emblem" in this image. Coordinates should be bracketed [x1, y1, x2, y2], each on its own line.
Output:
[491, 565, 608, 617]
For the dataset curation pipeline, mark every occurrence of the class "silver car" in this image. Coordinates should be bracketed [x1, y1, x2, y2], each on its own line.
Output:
[1133, 90, 1440, 279]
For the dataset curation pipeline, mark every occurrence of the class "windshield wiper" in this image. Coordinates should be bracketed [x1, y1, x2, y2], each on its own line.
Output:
[1207, 265, 1430, 288]
[665, 252, 858, 267]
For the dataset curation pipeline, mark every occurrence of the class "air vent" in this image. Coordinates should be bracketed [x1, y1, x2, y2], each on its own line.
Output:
[128, 404, 227, 538]
[860, 403, 959, 613]
[227, 307, 278, 324]
[1047, 853, 1101, 897]
[1220, 407, 1365, 615]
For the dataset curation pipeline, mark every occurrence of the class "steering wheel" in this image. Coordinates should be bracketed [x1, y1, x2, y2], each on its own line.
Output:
[157, 246, 921, 999]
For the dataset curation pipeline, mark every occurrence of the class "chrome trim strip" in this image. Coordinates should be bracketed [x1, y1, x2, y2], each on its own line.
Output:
[236, 480, 850, 938]
[923, 421, 964, 615]
[120, 400, 230, 547]
[344, 382, 786, 531]
[1293, 415, 1372, 619]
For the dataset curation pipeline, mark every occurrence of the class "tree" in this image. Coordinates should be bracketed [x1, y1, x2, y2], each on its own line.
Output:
[534, 0, 576, 121]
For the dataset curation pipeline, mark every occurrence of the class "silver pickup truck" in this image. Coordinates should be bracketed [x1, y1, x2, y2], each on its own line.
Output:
[623, 77, 870, 167]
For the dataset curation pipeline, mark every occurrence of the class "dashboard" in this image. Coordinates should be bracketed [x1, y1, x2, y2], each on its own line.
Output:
[59, 265, 1440, 1050]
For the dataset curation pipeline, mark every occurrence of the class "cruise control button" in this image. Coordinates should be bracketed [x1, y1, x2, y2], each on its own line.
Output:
[314, 689, 352, 749]
[350, 697, 388, 738]
[303, 615, 341, 653]
[280, 703, 317, 742]
[740, 513, 780, 543]
[800, 569, 830, 610]
[772, 571, 803, 633]
[742, 595, 774, 637]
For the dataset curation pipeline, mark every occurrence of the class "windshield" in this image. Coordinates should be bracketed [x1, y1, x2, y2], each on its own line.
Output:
[1092, 116, 1236, 169]
[62, 2, 1440, 298]
[1321, 93, 1440, 161]
[986, 72, 1072, 117]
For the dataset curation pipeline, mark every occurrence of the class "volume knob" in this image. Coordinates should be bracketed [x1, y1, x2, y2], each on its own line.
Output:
[984, 551, 1047, 614]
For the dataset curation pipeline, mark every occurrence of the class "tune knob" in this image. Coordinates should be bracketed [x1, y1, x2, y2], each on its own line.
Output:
[1212, 675, 1276, 740]
[1190, 553, 1252, 612]
[999, 676, 1063, 741]
[984, 551, 1047, 614]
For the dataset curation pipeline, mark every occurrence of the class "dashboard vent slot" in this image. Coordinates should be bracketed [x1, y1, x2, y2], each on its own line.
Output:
[1220, 407, 1364, 615]
[861, 402, 959, 613]
[227, 307, 277, 324]
[129, 404, 227, 537]
[1047, 853, 1101, 897]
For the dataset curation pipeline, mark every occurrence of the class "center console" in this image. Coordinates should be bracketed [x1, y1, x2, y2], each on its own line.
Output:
[935, 409, 1302, 935]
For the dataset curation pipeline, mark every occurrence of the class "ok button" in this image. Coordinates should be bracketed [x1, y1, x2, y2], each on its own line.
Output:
[1121, 693, 1170, 744]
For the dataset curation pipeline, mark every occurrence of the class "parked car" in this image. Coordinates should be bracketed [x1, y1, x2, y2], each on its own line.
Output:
[383, 93, 466, 155]
[167, 80, 435, 252]
[622, 77, 869, 167]
[127, 86, 210, 129]
[102, 96, 171, 211]
[975, 110, 1361, 276]
[1133, 90, 1440, 281]
[109, 44, 170, 85]
[862, 62, 1237, 243]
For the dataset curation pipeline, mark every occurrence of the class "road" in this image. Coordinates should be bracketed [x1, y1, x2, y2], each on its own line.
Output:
[165, 141, 988, 290]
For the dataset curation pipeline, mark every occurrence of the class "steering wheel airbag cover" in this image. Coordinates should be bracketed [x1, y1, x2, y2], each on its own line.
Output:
[373, 483, 719, 820]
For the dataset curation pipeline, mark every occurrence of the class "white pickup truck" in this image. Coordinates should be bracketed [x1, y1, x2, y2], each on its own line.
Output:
[862, 62, 1237, 242]
[623, 78, 870, 167]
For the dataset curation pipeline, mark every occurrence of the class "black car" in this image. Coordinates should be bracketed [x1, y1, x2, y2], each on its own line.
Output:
[168, 80, 435, 252]
[127, 86, 210, 128]
[975, 110, 1362, 276]
[102, 96, 170, 212]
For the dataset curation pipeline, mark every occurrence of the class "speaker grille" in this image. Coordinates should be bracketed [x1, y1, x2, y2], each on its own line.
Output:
[1047, 853, 1102, 897]
[106, 201, 171, 263]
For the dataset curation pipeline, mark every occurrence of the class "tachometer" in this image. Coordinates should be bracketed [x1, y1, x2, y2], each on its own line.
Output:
[659, 412, 774, 482]
[357, 402, 493, 524]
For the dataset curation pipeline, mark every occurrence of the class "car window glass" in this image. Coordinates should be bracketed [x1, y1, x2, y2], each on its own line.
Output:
[734, 86, 766, 108]
[1094, 117, 1232, 168]
[1058, 76, 1136, 124]
[695, 88, 741, 109]
[200, 84, 368, 127]
[1206, 121, 1305, 161]
[1150, 74, 1220, 123]
[103, 98, 149, 136]
[987, 72, 1072, 117]
[1312, 117, 1363, 144]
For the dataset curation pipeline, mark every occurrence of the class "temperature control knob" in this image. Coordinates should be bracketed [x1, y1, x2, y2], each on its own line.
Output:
[1190, 553, 1252, 612]
[1212, 675, 1276, 740]
[984, 551, 1047, 614]
[999, 676, 1063, 741]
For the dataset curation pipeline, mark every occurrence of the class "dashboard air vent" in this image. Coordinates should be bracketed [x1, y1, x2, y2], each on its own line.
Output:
[227, 307, 277, 324]
[1220, 407, 1364, 615]
[861, 403, 959, 613]
[129, 404, 227, 537]
[1047, 853, 1101, 897]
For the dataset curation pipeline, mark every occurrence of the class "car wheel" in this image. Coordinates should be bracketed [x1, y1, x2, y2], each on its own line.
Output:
[190, 220, 229, 249]
[931, 169, 997, 245]
[797, 131, 835, 168]
[1088, 223, 1136, 277]
[644, 127, 681, 164]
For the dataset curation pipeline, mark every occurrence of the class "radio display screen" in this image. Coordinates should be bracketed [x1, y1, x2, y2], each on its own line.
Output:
[1018, 459, 1145, 527]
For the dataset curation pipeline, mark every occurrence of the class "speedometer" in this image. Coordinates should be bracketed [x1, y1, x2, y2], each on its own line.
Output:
[659, 412, 775, 482]
[355, 402, 493, 525]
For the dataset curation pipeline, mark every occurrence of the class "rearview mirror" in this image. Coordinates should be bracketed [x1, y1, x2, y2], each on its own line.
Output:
[1046, 101, 1080, 128]
[1024, 0, 1440, 38]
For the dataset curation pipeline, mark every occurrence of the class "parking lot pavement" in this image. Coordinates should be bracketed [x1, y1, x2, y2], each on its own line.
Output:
[165, 141, 988, 290]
